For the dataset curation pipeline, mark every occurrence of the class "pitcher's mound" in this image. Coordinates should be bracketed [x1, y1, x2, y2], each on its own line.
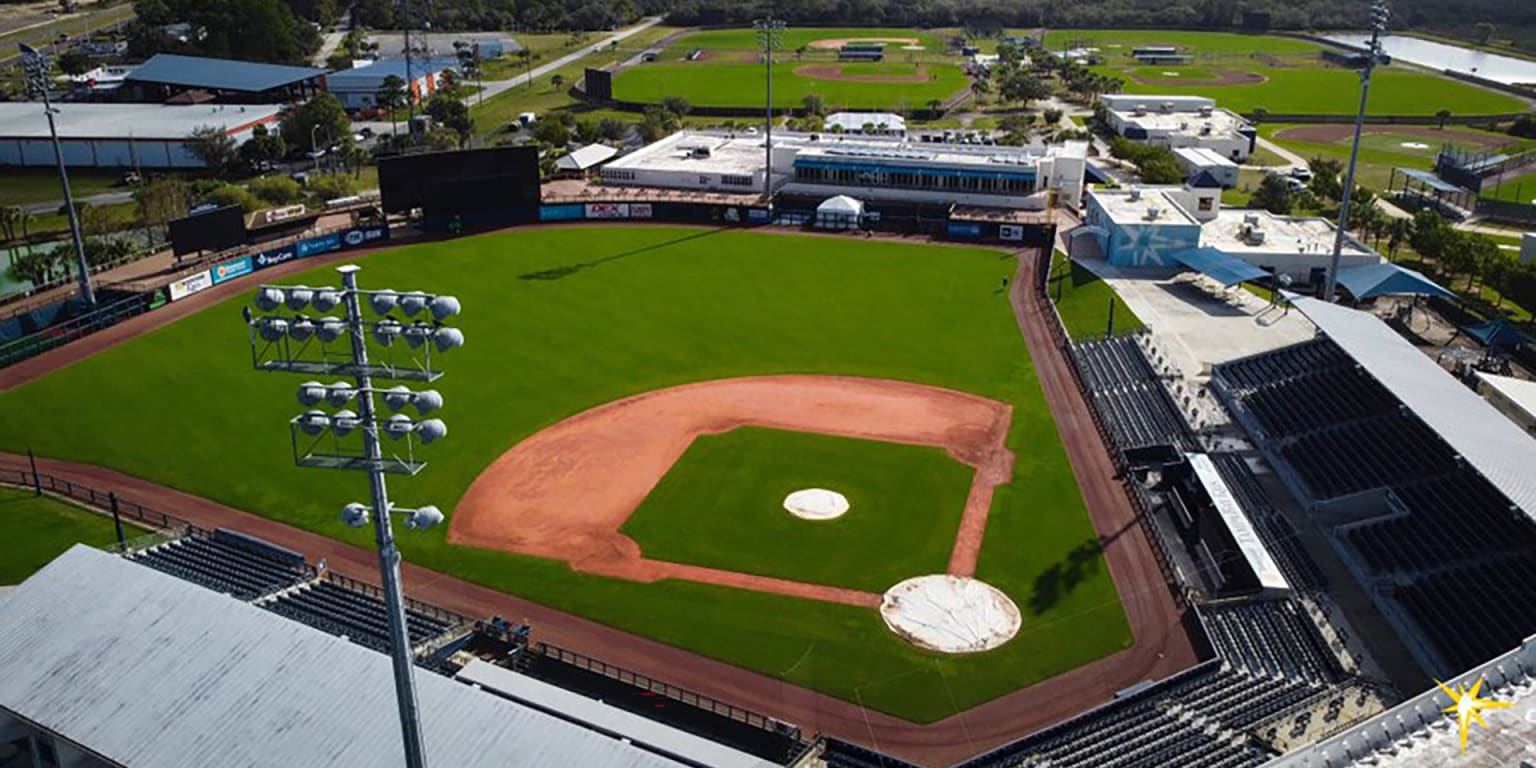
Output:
[880, 575, 1020, 653]
[784, 488, 849, 520]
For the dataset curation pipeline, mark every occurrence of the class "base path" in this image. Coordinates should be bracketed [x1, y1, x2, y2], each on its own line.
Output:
[0, 240, 1195, 766]
[453, 375, 1014, 601]
[1128, 69, 1266, 86]
[794, 64, 931, 83]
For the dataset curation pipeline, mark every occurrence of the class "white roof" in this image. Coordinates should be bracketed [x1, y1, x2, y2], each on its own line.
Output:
[817, 194, 864, 214]
[1173, 146, 1239, 168]
[0, 546, 692, 768]
[1186, 453, 1289, 592]
[1291, 297, 1536, 520]
[1088, 186, 1202, 227]
[555, 143, 619, 171]
[1100, 94, 1216, 112]
[457, 660, 779, 768]
[1476, 371, 1536, 422]
[0, 102, 281, 140]
[1203, 209, 1376, 258]
[824, 112, 906, 132]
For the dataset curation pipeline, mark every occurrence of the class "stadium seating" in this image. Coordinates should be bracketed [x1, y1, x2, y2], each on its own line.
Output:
[263, 579, 455, 654]
[1200, 600, 1340, 683]
[1071, 334, 1198, 453]
[821, 738, 921, 768]
[128, 531, 310, 600]
[1209, 454, 1328, 591]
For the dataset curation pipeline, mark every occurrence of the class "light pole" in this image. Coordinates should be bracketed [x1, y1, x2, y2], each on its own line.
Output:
[244, 267, 465, 768]
[754, 17, 786, 203]
[1324, 1, 1391, 303]
[18, 43, 93, 309]
[311, 123, 324, 174]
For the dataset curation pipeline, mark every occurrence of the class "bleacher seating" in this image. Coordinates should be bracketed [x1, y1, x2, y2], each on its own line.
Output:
[1212, 337, 1536, 677]
[128, 531, 310, 600]
[263, 579, 454, 654]
[1071, 334, 1198, 453]
[821, 738, 920, 768]
[1200, 600, 1339, 683]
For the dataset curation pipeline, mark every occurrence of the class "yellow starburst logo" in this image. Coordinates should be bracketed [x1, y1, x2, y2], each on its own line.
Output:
[1437, 676, 1512, 752]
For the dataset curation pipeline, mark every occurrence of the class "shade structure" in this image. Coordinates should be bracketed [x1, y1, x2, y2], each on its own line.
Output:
[1462, 318, 1534, 351]
[1170, 246, 1270, 287]
[1335, 262, 1457, 300]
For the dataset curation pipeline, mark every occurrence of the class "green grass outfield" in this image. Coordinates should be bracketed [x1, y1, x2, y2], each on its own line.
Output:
[622, 427, 975, 593]
[1098, 65, 1529, 116]
[1261, 124, 1536, 191]
[1049, 251, 1145, 339]
[0, 226, 1130, 722]
[669, 27, 944, 52]
[1483, 169, 1536, 204]
[614, 60, 970, 110]
[0, 487, 142, 584]
[1042, 29, 1323, 54]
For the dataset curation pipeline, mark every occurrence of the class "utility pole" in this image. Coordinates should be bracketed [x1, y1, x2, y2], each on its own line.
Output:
[1324, 1, 1391, 303]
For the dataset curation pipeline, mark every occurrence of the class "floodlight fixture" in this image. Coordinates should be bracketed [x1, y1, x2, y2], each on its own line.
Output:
[256, 287, 285, 312]
[412, 390, 443, 415]
[332, 409, 360, 436]
[370, 289, 400, 315]
[326, 381, 356, 407]
[259, 317, 289, 342]
[433, 327, 465, 352]
[317, 316, 346, 343]
[403, 323, 433, 349]
[341, 502, 370, 527]
[300, 410, 331, 435]
[286, 286, 314, 311]
[405, 505, 444, 530]
[290, 318, 316, 342]
[399, 292, 430, 317]
[416, 418, 447, 444]
[298, 381, 327, 407]
[385, 413, 415, 440]
[313, 289, 343, 312]
[428, 295, 461, 321]
[373, 318, 404, 346]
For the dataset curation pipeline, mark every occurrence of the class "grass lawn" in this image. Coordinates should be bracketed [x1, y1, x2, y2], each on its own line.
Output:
[0, 486, 142, 584]
[0, 226, 1130, 722]
[1246, 145, 1289, 166]
[670, 27, 943, 52]
[1483, 169, 1536, 204]
[0, 169, 124, 207]
[622, 427, 974, 593]
[1048, 250, 1144, 339]
[615, 60, 970, 110]
[1099, 64, 1528, 116]
[1258, 124, 1536, 192]
[1224, 167, 1271, 207]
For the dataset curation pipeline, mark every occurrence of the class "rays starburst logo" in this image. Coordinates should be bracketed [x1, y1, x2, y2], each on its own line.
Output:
[1436, 676, 1511, 752]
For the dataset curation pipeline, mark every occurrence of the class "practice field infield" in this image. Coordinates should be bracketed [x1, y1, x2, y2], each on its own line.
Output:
[668, 27, 943, 52]
[0, 226, 1131, 722]
[1042, 29, 1324, 54]
[621, 427, 975, 594]
[614, 60, 969, 109]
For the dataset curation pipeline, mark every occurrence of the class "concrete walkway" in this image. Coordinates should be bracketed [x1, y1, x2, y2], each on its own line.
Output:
[476, 17, 663, 103]
[1255, 135, 1307, 170]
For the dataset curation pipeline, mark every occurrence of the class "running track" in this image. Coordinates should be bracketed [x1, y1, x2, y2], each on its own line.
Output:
[0, 241, 1197, 767]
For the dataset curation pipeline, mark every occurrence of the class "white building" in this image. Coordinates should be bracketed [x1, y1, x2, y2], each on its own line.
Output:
[1081, 183, 1380, 282]
[326, 57, 461, 111]
[599, 130, 1088, 212]
[1476, 371, 1536, 436]
[1172, 146, 1240, 188]
[823, 112, 906, 136]
[0, 102, 283, 168]
[1100, 94, 1256, 162]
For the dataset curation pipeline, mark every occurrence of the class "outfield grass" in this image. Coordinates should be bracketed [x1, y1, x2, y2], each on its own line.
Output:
[670, 27, 944, 52]
[1483, 169, 1536, 204]
[0, 226, 1130, 721]
[614, 60, 970, 110]
[622, 427, 974, 593]
[1099, 65, 1529, 116]
[1049, 250, 1145, 339]
[1042, 29, 1323, 54]
[0, 486, 141, 584]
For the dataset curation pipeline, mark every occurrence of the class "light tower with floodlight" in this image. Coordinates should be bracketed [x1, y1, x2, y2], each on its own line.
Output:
[754, 16, 786, 202]
[1324, 1, 1392, 303]
[17, 43, 94, 309]
[243, 265, 465, 768]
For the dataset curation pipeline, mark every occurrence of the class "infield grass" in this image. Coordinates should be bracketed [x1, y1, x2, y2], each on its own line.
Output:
[0, 226, 1130, 722]
[614, 60, 969, 110]
[623, 427, 974, 593]
[0, 487, 142, 584]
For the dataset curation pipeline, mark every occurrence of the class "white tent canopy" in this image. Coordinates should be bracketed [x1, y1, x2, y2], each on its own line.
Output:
[815, 195, 865, 229]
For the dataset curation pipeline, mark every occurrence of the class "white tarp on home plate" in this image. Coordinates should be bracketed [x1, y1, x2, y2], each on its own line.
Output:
[1290, 296, 1536, 521]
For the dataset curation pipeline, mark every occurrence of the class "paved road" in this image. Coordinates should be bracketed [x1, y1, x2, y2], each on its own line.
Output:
[1255, 135, 1307, 169]
[475, 17, 663, 103]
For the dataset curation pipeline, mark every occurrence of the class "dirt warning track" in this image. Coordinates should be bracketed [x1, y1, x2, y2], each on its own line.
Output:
[451, 375, 1014, 602]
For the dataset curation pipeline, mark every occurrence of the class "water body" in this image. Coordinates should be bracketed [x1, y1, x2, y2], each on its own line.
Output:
[1324, 33, 1536, 86]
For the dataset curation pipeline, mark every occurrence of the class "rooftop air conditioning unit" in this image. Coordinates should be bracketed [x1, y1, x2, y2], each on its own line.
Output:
[690, 146, 712, 158]
[1198, 105, 1214, 117]
[1243, 213, 1261, 227]
[1160, 101, 1175, 113]
[1128, 186, 1142, 201]
[1248, 228, 1267, 245]
[1146, 205, 1162, 220]
[1133, 105, 1148, 116]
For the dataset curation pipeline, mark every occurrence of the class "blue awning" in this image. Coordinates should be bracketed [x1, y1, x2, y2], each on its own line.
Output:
[1462, 318, 1533, 350]
[1170, 246, 1270, 287]
[1396, 168, 1462, 194]
[1335, 262, 1457, 300]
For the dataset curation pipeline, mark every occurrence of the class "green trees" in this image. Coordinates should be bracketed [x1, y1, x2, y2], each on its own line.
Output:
[186, 126, 238, 178]
[127, 0, 320, 64]
[239, 124, 287, 169]
[426, 96, 473, 146]
[281, 93, 351, 158]
[1108, 138, 1184, 185]
[1307, 156, 1343, 201]
[1250, 174, 1295, 215]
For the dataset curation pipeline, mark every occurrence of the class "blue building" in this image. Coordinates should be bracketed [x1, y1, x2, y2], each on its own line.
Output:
[1080, 185, 1206, 266]
[326, 58, 462, 111]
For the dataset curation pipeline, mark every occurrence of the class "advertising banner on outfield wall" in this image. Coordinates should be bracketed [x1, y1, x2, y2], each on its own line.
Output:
[629, 203, 653, 219]
[747, 208, 770, 223]
[540, 204, 585, 222]
[209, 256, 252, 285]
[946, 221, 983, 239]
[585, 202, 629, 219]
[341, 225, 389, 248]
[168, 270, 214, 301]
[253, 244, 299, 270]
[296, 232, 341, 258]
[999, 224, 1024, 241]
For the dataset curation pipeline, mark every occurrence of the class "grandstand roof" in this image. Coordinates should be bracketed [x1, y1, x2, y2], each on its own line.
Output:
[1290, 296, 1536, 520]
[125, 53, 327, 93]
[0, 546, 693, 768]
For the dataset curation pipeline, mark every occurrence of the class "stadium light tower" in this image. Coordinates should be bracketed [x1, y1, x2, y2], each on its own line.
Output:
[1323, 1, 1392, 303]
[18, 43, 94, 310]
[243, 266, 466, 768]
[754, 16, 786, 202]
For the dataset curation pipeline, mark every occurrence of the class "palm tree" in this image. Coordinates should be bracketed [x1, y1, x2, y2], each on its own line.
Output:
[926, 98, 944, 116]
[517, 49, 534, 89]
[378, 75, 407, 138]
[551, 73, 566, 92]
[1435, 109, 1452, 129]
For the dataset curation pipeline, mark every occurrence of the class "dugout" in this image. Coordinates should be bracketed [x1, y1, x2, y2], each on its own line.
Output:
[1155, 453, 1291, 598]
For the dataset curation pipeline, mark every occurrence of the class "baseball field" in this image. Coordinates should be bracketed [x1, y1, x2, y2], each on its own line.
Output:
[1044, 29, 1530, 116]
[0, 226, 1137, 722]
[612, 27, 970, 110]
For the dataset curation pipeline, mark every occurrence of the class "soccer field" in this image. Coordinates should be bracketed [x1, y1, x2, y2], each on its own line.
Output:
[0, 226, 1131, 721]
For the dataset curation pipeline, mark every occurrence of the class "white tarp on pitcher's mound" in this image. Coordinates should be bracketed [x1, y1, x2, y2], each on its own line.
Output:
[783, 488, 849, 520]
[880, 574, 1021, 653]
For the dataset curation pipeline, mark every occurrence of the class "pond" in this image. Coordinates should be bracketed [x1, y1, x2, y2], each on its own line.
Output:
[1324, 33, 1536, 86]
